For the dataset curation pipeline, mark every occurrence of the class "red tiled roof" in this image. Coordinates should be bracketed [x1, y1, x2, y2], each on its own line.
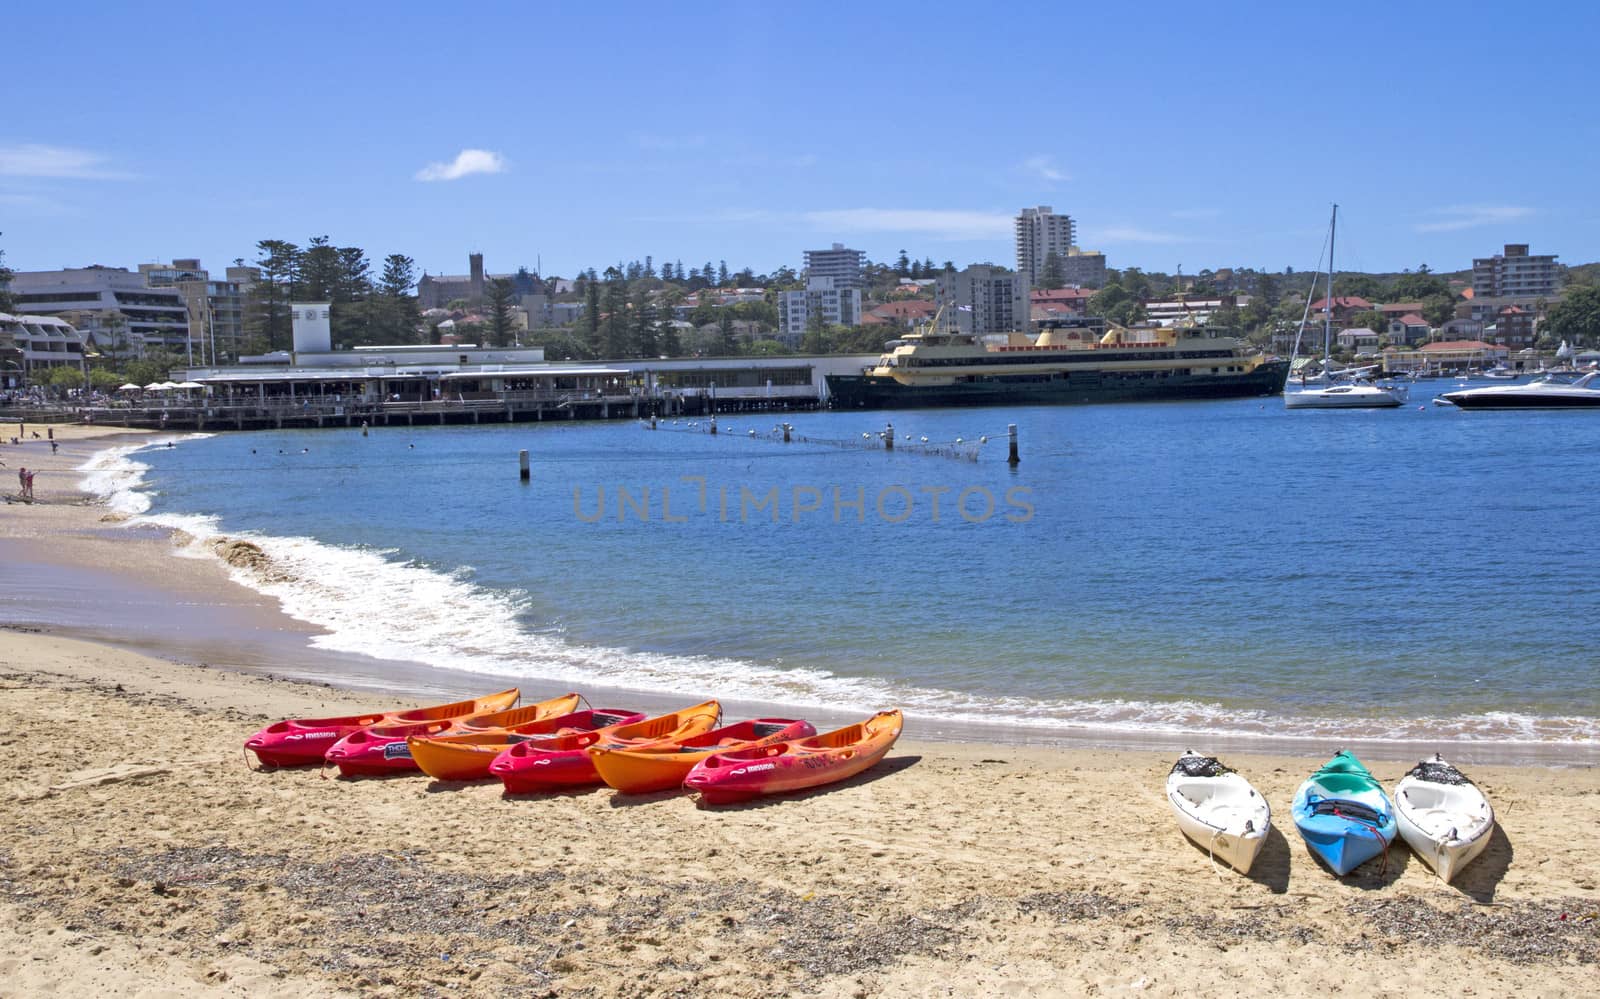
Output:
[1396, 313, 1427, 325]
[1500, 305, 1526, 315]
[869, 300, 937, 318]
[1421, 340, 1498, 351]
[1308, 296, 1372, 310]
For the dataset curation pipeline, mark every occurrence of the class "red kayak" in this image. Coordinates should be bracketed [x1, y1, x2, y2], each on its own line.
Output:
[588, 718, 817, 794]
[324, 693, 580, 776]
[489, 700, 720, 793]
[244, 688, 521, 767]
[683, 710, 903, 804]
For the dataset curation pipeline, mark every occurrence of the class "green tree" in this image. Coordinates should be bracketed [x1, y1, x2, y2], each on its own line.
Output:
[600, 271, 630, 357]
[1420, 293, 1457, 329]
[1039, 251, 1066, 291]
[1349, 309, 1387, 333]
[1388, 271, 1451, 302]
[0, 241, 14, 313]
[248, 240, 300, 351]
[331, 246, 371, 347]
[379, 254, 421, 343]
[299, 236, 340, 301]
[1332, 274, 1383, 300]
[630, 289, 658, 357]
[658, 319, 682, 358]
[582, 280, 602, 356]
[1257, 271, 1280, 309]
[486, 278, 516, 347]
[1544, 285, 1600, 346]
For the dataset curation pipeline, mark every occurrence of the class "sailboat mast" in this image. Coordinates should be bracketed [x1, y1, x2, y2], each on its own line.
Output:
[1324, 204, 1337, 362]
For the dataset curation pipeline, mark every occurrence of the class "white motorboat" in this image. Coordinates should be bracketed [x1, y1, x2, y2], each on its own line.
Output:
[1285, 382, 1405, 409]
[1285, 205, 1405, 410]
[1166, 751, 1271, 874]
[1394, 755, 1495, 883]
[1440, 371, 1600, 409]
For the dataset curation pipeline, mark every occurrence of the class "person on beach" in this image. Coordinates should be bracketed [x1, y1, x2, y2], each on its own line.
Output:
[50, 441, 58, 454]
[17, 466, 25, 494]
[22, 469, 34, 500]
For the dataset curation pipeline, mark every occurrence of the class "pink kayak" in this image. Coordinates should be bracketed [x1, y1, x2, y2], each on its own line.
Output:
[244, 688, 521, 767]
[324, 693, 580, 776]
[683, 710, 903, 804]
[490, 700, 720, 793]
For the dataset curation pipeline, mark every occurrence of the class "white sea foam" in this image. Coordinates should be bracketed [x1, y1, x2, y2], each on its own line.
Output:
[76, 440, 1600, 748]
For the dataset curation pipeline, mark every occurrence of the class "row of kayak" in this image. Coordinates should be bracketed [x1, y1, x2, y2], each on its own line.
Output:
[243, 687, 904, 804]
[1167, 749, 1496, 883]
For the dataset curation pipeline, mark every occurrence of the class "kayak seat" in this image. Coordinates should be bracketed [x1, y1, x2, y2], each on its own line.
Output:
[752, 723, 789, 738]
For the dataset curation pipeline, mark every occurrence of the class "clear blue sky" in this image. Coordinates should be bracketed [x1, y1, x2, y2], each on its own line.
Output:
[5, 2, 1598, 282]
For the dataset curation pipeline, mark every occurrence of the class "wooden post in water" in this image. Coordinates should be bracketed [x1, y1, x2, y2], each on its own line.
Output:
[1007, 424, 1019, 465]
[884, 422, 894, 451]
[519, 449, 530, 481]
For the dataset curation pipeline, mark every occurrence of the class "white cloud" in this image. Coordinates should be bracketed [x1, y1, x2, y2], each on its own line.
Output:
[1020, 155, 1068, 183]
[1414, 204, 1534, 233]
[414, 149, 508, 182]
[1092, 225, 1187, 244]
[0, 143, 130, 179]
[803, 208, 1013, 240]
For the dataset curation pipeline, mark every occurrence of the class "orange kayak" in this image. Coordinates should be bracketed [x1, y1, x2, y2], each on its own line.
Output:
[244, 687, 521, 767]
[489, 700, 722, 792]
[324, 692, 579, 776]
[408, 708, 645, 781]
[684, 710, 904, 803]
[590, 718, 816, 794]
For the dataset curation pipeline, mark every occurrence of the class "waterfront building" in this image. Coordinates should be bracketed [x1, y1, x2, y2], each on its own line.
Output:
[1472, 244, 1559, 299]
[0, 313, 87, 386]
[1142, 295, 1248, 328]
[801, 244, 864, 289]
[935, 265, 1023, 336]
[7, 266, 190, 359]
[140, 258, 248, 364]
[1386, 314, 1432, 346]
[1335, 327, 1382, 354]
[779, 276, 862, 342]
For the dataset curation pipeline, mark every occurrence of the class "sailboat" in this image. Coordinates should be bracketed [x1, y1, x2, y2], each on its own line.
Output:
[1285, 205, 1405, 410]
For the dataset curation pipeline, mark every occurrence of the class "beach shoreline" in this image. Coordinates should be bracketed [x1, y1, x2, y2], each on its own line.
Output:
[1, 424, 1594, 766]
[1, 424, 1598, 995]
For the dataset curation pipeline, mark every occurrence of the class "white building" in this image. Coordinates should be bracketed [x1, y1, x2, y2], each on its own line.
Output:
[8, 266, 190, 359]
[779, 276, 862, 343]
[0, 313, 88, 386]
[802, 243, 864, 289]
[1014, 206, 1077, 287]
[1472, 244, 1560, 299]
[935, 265, 1024, 335]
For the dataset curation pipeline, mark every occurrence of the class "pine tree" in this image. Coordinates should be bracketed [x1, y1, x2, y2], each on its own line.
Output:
[1040, 251, 1067, 290]
[717, 260, 729, 286]
[380, 254, 421, 342]
[487, 278, 517, 347]
[582, 281, 602, 357]
[248, 240, 301, 351]
[0, 243, 14, 314]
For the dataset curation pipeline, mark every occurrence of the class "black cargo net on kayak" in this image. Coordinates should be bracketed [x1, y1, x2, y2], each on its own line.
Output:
[1406, 761, 1472, 785]
[1171, 756, 1232, 778]
[1307, 798, 1386, 824]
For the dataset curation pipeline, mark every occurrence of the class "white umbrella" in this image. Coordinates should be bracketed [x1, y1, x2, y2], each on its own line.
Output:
[143, 382, 165, 391]
[158, 381, 180, 390]
[118, 383, 141, 391]
[175, 381, 204, 389]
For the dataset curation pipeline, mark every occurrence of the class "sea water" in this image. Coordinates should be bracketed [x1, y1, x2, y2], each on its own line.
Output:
[82, 397, 1600, 749]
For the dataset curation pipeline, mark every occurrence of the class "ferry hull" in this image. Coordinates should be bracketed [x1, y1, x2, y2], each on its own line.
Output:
[827, 360, 1289, 410]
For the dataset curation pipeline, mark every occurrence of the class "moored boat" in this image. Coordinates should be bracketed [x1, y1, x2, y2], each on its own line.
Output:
[1291, 750, 1397, 876]
[1439, 371, 1600, 409]
[407, 708, 645, 781]
[1394, 754, 1495, 883]
[825, 319, 1286, 410]
[684, 710, 903, 804]
[244, 687, 521, 767]
[589, 718, 817, 794]
[1164, 751, 1271, 874]
[324, 692, 580, 776]
[489, 700, 722, 793]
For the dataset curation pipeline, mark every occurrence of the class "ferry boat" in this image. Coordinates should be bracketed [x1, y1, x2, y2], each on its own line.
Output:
[826, 318, 1289, 409]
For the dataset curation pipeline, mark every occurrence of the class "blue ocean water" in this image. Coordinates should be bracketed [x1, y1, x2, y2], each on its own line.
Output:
[86, 396, 1600, 746]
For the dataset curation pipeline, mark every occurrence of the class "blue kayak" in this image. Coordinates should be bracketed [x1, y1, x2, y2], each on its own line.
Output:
[1291, 750, 1397, 876]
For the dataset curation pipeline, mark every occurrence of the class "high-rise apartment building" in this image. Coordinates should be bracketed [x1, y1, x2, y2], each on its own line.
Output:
[779, 276, 862, 343]
[802, 243, 865, 289]
[141, 259, 248, 363]
[1472, 244, 1560, 299]
[935, 265, 1024, 336]
[1014, 206, 1077, 287]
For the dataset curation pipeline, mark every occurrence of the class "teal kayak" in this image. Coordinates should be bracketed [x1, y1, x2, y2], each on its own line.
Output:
[1291, 750, 1397, 876]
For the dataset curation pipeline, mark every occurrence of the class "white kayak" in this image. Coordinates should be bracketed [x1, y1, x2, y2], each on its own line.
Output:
[1394, 755, 1495, 883]
[1166, 751, 1271, 874]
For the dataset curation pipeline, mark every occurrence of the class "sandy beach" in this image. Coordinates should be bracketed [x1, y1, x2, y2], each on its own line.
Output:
[1, 424, 1597, 997]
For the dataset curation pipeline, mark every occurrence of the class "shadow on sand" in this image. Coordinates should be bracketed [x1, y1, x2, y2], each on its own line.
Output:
[686, 753, 924, 811]
[1446, 823, 1514, 902]
[1176, 823, 1291, 894]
